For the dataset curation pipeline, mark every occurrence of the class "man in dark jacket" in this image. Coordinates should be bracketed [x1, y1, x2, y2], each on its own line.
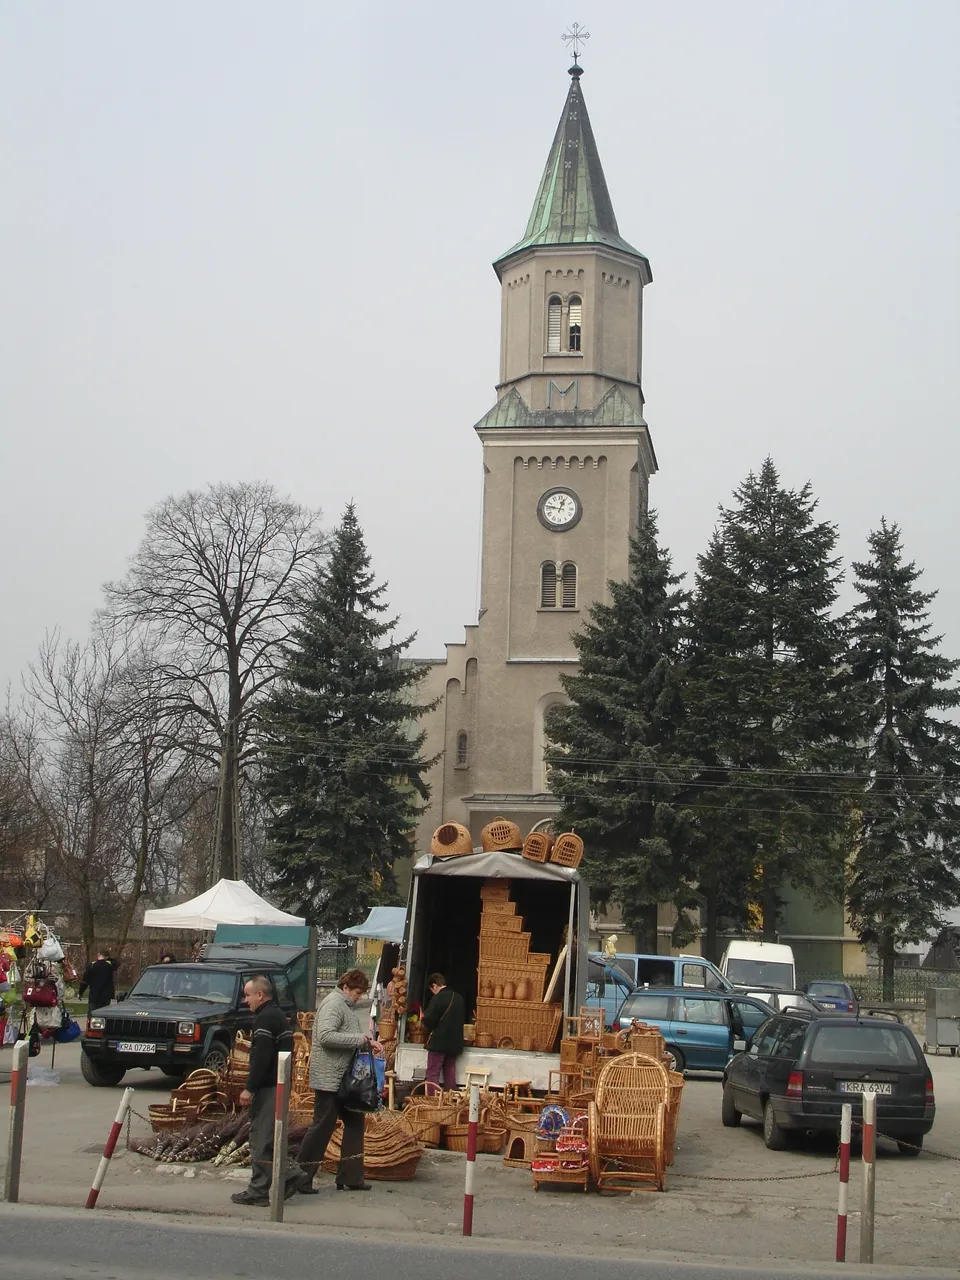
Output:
[78, 951, 116, 1011]
[231, 975, 302, 1206]
[423, 972, 466, 1092]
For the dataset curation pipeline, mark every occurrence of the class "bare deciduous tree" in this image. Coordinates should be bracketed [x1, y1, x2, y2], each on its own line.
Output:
[105, 483, 325, 881]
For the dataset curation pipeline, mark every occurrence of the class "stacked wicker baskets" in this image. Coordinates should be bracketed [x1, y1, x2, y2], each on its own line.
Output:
[475, 882, 561, 1052]
[321, 1109, 425, 1181]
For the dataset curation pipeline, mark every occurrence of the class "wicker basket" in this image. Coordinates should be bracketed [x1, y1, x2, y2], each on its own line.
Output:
[478, 932, 534, 962]
[296, 1011, 316, 1034]
[479, 914, 524, 935]
[477, 960, 550, 1001]
[474, 998, 563, 1053]
[550, 832, 584, 868]
[481, 900, 518, 917]
[405, 1082, 463, 1126]
[479, 880, 512, 902]
[148, 1103, 187, 1132]
[430, 821, 473, 857]
[521, 831, 552, 863]
[399, 1106, 442, 1149]
[481, 818, 523, 851]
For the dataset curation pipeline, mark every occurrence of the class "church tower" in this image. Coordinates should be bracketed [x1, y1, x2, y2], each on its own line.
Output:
[416, 60, 657, 848]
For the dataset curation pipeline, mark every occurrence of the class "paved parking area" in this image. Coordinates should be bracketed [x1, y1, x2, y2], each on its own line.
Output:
[1, 1043, 958, 1273]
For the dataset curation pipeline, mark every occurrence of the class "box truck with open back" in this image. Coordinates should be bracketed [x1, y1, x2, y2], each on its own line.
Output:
[394, 849, 588, 1090]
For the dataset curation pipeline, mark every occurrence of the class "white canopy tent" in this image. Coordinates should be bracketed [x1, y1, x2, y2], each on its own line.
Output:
[142, 879, 305, 931]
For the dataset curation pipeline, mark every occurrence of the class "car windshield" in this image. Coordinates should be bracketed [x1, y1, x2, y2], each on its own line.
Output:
[809, 1025, 919, 1067]
[808, 982, 849, 998]
[726, 959, 794, 989]
[129, 967, 237, 1004]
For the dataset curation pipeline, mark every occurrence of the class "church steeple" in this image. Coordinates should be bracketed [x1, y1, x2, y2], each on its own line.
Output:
[495, 65, 650, 275]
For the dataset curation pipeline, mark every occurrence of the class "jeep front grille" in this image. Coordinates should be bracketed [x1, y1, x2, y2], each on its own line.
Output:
[107, 1018, 178, 1041]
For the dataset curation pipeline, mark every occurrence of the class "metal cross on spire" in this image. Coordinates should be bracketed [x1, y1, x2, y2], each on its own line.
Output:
[562, 22, 590, 64]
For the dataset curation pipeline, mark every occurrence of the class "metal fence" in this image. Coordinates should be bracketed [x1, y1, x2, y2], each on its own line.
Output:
[316, 945, 378, 982]
[801, 968, 960, 1006]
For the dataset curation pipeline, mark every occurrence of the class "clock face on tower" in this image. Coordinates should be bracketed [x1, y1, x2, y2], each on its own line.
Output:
[537, 487, 582, 531]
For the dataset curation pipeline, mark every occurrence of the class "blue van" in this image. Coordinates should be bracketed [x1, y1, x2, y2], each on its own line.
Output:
[606, 952, 732, 992]
[614, 987, 774, 1073]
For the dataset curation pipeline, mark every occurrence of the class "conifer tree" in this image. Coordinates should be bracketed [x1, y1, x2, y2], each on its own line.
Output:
[260, 504, 437, 933]
[684, 460, 855, 939]
[846, 520, 960, 999]
[544, 512, 698, 952]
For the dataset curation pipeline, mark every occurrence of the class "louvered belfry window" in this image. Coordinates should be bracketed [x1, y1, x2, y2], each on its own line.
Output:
[547, 296, 562, 353]
[568, 296, 582, 351]
[540, 562, 558, 608]
[561, 562, 578, 608]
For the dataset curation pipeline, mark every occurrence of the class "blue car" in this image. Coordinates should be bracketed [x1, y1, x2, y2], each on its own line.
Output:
[614, 987, 774, 1073]
[804, 980, 859, 1015]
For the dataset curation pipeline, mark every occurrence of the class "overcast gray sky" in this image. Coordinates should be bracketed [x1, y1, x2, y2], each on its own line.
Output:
[1, 1, 958, 688]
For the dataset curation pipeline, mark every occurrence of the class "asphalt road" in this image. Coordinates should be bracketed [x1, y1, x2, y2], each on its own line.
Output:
[0, 1205, 945, 1280]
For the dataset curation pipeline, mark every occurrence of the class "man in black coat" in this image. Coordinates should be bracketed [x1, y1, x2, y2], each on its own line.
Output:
[423, 972, 466, 1092]
[78, 951, 116, 1011]
[231, 974, 302, 1206]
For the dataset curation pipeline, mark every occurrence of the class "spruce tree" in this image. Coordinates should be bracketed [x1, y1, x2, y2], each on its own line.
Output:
[544, 512, 698, 952]
[846, 520, 960, 999]
[684, 459, 855, 939]
[260, 504, 437, 933]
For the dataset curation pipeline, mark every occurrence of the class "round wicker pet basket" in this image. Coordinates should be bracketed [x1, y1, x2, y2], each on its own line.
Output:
[481, 818, 523, 852]
[430, 821, 473, 857]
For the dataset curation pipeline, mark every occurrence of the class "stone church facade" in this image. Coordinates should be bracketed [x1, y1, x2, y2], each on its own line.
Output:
[415, 64, 656, 856]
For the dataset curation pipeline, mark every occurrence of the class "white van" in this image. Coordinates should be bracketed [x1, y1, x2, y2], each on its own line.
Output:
[720, 940, 796, 992]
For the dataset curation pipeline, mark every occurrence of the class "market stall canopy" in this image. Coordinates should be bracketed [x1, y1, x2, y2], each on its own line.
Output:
[341, 906, 407, 944]
[142, 879, 305, 930]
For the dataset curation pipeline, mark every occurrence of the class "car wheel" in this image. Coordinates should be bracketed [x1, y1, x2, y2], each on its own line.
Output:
[80, 1051, 126, 1088]
[665, 1046, 685, 1074]
[721, 1081, 742, 1128]
[897, 1134, 923, 1157]
[762, 1099, 788, 1150]
[202, 1041, 230, 1074]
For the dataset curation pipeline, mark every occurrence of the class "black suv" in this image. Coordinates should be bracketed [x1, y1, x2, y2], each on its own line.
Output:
[722, 1009, 935, 1154]
[80, 960, 298, 1086]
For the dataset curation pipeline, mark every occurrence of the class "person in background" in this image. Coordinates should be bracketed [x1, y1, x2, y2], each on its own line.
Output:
[78, 951, 117, 1012]
[231, 975, 303, 1207]
[297, 969, 382, 1193]
[159, 952, 177, 964]
[423, 973, 466, 1092]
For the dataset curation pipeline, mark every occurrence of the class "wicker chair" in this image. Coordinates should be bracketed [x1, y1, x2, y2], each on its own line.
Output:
[588, 1052, 670, 1192]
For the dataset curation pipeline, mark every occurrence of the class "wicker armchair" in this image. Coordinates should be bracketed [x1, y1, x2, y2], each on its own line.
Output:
[588, 1052, 670, 1192]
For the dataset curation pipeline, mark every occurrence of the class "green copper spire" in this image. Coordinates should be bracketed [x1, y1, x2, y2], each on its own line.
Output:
[495, 65, 648, 272]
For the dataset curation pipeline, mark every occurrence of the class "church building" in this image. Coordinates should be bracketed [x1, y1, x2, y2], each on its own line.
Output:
[416, 61, 656, 853]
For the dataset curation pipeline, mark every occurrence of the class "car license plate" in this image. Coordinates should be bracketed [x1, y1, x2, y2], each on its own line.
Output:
[839, 1081, 892, 1095]
[116, 1041, 156, 1054]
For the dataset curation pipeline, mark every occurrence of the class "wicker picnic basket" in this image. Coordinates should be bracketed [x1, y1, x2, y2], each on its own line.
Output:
[480, 818, 523, 851]
[443, 1105, 507, 1154]
[479, 880, 512, 902]
[478, 932, 535, 962]
[477, 959, 551, 1002]
[474, 998, 563, 1053]
[430, 821, 473, 857]
[550, 832, 584, 868]
[479, 913, 524, 935]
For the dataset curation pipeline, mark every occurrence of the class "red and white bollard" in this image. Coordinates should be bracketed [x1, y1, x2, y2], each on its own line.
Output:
[461, 1080, 480, 1236]
[835, 1102, 852, 1261]
[859, 1090, 877, 1264]
[269, 1051, 292, 1223]
[3, 1037, 30, 1202]
[85, 1087, 135, 1209]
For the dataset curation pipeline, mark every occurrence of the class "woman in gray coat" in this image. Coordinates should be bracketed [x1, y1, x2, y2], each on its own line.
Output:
[297, 969, 381, 1192]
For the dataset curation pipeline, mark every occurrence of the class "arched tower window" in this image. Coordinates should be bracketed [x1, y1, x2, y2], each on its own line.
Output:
[546, 296, 562, 353]
[540, 561, 557, 608]
[456, 731, 468, 766]
[567, 296, 582, 351]
[560, 562, 578, 609]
